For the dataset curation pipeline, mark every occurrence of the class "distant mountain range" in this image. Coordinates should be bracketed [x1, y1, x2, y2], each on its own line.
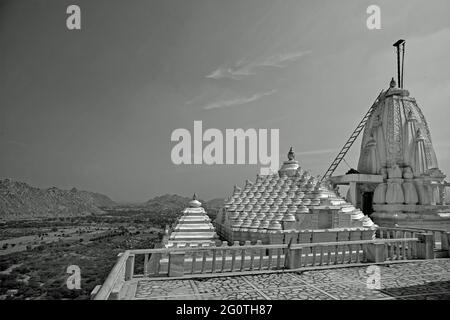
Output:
[0, 178, 228, 221]
[0, 179, 117, 221]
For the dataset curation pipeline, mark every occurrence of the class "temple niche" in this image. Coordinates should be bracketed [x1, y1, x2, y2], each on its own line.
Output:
[353, 78, 450, 229]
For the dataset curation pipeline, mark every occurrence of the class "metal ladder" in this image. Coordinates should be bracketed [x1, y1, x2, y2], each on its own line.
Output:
[321, 90, 384, 182]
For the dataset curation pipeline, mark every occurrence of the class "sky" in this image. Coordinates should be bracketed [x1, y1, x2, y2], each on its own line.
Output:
[1, 0, 450, 202]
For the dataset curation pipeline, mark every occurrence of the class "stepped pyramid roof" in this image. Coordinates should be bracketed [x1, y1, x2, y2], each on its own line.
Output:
[167, 194, 217, 247]
[219, 148, 375, 234]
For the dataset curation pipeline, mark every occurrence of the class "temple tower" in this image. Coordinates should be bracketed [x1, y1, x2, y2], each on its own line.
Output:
[354, 77, 450, 228]
[331, 40, 450, 230]
[357, 78, 440, 176]
[166, 194, 218, 248]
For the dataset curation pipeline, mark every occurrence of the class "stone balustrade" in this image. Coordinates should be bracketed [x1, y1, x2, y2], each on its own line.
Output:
[93, 228, 447, 299]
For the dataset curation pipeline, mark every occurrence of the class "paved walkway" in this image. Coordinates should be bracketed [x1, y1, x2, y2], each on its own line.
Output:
[127, 259, 450, 300]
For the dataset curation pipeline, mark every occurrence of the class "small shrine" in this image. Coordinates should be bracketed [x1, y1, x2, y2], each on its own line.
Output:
[166, 194, 218, 248]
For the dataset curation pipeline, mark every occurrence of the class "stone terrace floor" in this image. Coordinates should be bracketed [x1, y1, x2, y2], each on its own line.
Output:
[123, 259, 450, 300]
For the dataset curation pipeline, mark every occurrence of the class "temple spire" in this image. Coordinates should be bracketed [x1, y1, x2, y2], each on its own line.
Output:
[393, 39, 406, 88]
[288, 147, 295, 161]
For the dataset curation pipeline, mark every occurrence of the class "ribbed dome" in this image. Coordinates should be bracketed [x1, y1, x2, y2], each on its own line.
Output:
[358, 80, 439, 176]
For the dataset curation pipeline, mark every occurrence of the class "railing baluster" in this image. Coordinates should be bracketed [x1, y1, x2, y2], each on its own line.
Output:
[276, 248, 281, 269]
[438, 231, 443, 251]
[334, 244, 339, 265]
[240, 249, 246, 271]
[191, 252, 197, 274]
[434, 231, 438, 249]
[144, 254, 149, 277]
[212, 250, 217, 273]
[356, 244, 361, 263]
[341, 245, 346, 264]
[349, 243, 354, 263]
[386, 243, 392, 260]
[259, 248, 264, 270]
[221, 248, 226, 272]
[298, 248, 303, 267]
[413, 240, 418, 259]
[327, 246, 331, 265]
[250, 248, 255, 270]
[267, 249, 273, 270]
[402, 240, 406, 260]
[319, 246, 324, 266]
[362, 243, 367, 262]
[201, 251, 207, 273]
[231, 249, 236, 271]
[409, 240, 414, 259]
[312, 246, 317, 266]
[155, 253, 161, 275]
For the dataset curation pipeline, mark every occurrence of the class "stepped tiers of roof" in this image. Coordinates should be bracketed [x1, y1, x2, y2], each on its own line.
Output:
[166, 194, 218, 248]
[353, 78, 450, 230]
[213, 148, 376, 244]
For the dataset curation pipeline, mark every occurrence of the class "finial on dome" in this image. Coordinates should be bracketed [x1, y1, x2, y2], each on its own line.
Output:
[288, 147, 295, 161]
[189, 193, 202, 208]
[390, 77, 397, 88]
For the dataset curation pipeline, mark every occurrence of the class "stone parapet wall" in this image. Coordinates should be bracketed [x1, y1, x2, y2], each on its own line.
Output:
[214, 220, 374, 245]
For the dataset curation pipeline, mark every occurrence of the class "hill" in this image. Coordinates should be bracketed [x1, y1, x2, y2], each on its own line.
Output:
[0, 179, 117, 221]
[143, 194, 224, 220]
[144, 194, 192, 212]
[205, 198, 225, 210]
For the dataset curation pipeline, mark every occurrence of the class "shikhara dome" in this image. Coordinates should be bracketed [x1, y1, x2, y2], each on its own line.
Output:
[358, 79, 440, 177]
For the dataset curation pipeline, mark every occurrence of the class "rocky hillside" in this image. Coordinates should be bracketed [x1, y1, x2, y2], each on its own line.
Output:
[0, 179, 117, 221]
[144, 194, 193, 212]
[143, 194, 224, 221]
[205, 198, 225, 210]
[72, 188, 117, 208]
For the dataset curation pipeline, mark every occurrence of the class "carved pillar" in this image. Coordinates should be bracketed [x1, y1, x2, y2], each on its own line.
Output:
[440, 185, 447, 205]
[348, 182, 358, 207]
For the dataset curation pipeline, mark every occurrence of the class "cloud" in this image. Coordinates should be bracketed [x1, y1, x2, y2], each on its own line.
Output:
[203, 90, 277, 110]
[205, 66, 255, 80]
[2, 140, 28, 148]
[258, 51, 311, 68]
[205, 50, 310, 80]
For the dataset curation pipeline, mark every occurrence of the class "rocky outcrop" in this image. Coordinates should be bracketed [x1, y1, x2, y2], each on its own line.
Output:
[0, 179, 117, 220]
